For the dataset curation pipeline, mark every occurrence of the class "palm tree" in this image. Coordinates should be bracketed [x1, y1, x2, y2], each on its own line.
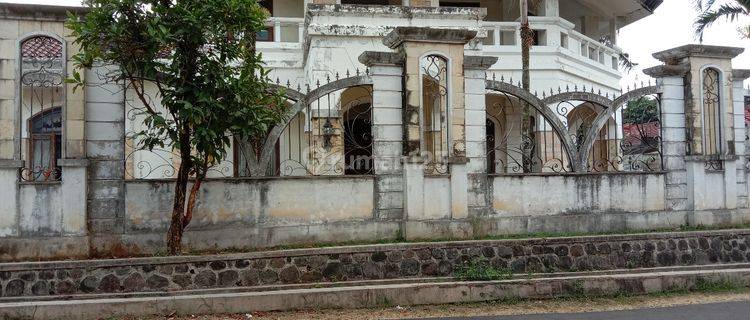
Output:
[694, 0, 750, 41]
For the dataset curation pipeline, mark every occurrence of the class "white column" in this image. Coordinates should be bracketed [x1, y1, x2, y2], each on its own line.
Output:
[658, 76, 689, 211]
[732, 73, 749, 208]
[371, 64, 405, 219]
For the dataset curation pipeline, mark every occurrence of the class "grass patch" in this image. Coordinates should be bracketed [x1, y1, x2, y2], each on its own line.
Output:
[453, 259, 513, 281]
[694, 278, 741, 293]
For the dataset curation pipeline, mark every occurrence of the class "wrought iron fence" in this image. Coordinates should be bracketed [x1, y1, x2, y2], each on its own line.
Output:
[485, 89, 573, 173]
[18, 35, 65, 182]
[486, 74, 661, 174]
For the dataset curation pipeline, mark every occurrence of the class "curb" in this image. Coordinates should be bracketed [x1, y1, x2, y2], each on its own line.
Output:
[1, 267, 749, 319]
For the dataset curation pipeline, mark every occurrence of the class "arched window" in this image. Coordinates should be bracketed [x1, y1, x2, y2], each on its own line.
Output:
[702, 67, 723, 157]
[421, 54, 449, 173]
[19, 35, 65, 182]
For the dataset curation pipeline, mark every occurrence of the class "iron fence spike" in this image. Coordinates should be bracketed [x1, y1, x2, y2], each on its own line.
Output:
[326, 74, 330, 83]
[346, 70, 350, 78]
[356, 68, 360, 76]
[286, 80, 291, 87]
[366, 67, 370, 75]
[335, 72, 339, 80]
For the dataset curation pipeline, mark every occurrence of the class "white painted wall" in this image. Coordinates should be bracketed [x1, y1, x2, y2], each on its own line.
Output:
[491, 173, 666, 216]
[125, 176, 375, 231]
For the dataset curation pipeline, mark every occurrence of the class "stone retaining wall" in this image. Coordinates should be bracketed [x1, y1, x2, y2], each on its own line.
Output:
[2, 229, 750, 298]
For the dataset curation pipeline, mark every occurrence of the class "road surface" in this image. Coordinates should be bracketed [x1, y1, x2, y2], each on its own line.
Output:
[419, 300, 750, 320]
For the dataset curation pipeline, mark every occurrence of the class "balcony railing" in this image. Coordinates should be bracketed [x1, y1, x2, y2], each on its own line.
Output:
[482, 16, 622, 72]
[259, 15, 622, 75]
[260, 17, 305, 44]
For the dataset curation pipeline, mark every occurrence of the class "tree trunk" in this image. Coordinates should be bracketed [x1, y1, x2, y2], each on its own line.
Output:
[166, 159, 189, 254]
[166, 130, 193, 255]
[520, 0, 534, 172]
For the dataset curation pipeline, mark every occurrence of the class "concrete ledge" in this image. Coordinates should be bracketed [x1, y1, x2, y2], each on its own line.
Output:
[56, 158, 90, 167]
[2, 266, 749, 320]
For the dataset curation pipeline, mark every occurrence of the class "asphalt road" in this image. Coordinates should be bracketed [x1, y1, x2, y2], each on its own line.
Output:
[416, 300, 750, 320]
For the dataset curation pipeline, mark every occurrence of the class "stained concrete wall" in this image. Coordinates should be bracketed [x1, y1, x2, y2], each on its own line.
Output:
[118, 176, 379, 252]
[491, 173, 666, 216]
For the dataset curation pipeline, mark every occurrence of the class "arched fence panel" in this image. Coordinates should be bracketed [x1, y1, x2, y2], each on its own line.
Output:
[578, 85, 662, 172]
[245, 72, 374, 177]
[486, 76, 662, 174]
[485, 79, 578, 173]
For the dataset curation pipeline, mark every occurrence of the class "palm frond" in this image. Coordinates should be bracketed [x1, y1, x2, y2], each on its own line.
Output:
[694, 3, 749, 41]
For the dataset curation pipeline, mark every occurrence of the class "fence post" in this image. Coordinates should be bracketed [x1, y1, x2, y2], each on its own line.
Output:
[647, 45, 748, 223]
[644, 64, 689, 212]
[464, 56, 497, 217]
[85, 64, 127, 253]
[359, 52, 405, 221]
[732, 70, 750, 209]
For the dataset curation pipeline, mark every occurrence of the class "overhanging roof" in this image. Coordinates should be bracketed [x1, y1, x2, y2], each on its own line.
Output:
[638, 0, 664, 13]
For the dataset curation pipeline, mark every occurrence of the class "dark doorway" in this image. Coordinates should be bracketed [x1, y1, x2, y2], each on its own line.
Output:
[486, 118, 496, 174]
[344, 103, 373, 175]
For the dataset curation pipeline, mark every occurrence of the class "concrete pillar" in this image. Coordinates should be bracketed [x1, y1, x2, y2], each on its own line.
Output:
[464, 56, 497, 216]
[360, 52, 406, 220]
[648, 45, 746, 215]
[0, 160, 22, 237]
[733, 70, 750, 208]
[58, 159, 88, 235]
[645, 67, 689, 211]
[84, 64, 126, 252]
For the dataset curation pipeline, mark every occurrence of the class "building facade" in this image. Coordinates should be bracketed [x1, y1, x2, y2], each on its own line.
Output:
[2, 1, 750, 262]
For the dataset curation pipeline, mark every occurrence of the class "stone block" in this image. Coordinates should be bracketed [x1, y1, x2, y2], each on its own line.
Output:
[86, 140, 125, 159]
[464, 93, 486, 111]
[0, 79, 14, 99]
[0, 59, 14, 80]
[66, 119, 85, 140]
[373, 108, 402, 126]
[86, 102, 125, 122]
[372, 90, 402, 108]
[377, 175, 403, 192]
[85, 121, 124, 141]
[89, 159, 125, 180]
[18, 20, 42, 36]
[465, 109, 485, 126]
[377, 191, 404, 210]
[0, 40, 15, 60]
[373, 124, 403, 142]
[0, 20, 19, 39]
[662, 127, 686, 143]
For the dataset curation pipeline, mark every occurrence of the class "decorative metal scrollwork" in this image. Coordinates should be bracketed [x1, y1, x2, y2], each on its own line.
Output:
[19, 35, 64, 182]
[421, 55, 450, 175]
[234, 73, 374, 177]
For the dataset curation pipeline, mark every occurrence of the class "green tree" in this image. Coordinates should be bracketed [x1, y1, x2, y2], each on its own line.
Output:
[623, 97, 659, 124]
[67, 0, 286, 254]
[694, 0, 750, 41]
